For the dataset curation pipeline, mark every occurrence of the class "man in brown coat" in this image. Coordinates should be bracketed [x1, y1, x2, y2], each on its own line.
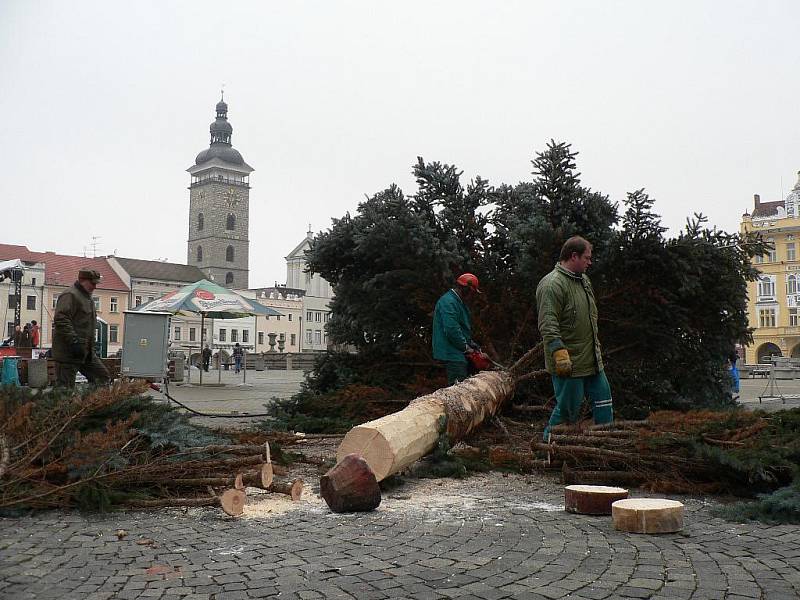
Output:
[52, 269, 110, 387]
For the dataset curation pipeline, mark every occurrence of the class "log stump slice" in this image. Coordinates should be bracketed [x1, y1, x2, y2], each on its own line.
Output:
[564, 485, 628, 515]
[612, 498, 684, 534]
[320, 453, 381, 513]
[219, 488, 246, 517]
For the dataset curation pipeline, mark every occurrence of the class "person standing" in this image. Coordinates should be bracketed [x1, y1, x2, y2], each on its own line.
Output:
[233, 343, 243, 374]
[30, 320, 40, 348]
[432, 273, 483, 385]
[52, 269, 110, 387]
[536, 236, 612, 440]
[202, 344, 212, 372]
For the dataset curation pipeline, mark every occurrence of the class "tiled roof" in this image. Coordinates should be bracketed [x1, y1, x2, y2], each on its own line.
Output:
[0, 244, 129, 291]
[115, 257, 206, 283]
[752, 201, 783, 218]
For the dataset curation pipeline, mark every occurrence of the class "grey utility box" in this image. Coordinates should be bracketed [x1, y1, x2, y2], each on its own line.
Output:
[121, 311, 171, 380]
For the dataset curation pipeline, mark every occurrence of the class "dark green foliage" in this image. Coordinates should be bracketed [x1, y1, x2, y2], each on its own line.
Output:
[714, 483, 800, 524]
[303, 141, 763, 418]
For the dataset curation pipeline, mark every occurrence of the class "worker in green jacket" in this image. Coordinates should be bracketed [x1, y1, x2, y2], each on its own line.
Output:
[536, 236, 613, 440]
[52, 269, 110, 387]
[432, 273, 482, 385]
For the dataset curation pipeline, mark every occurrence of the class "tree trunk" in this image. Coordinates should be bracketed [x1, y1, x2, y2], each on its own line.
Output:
[336, 371, 515, 481]
[268, 478, 304, 500]
[320, 453, 381, 513]
[125, 488, 246, 516]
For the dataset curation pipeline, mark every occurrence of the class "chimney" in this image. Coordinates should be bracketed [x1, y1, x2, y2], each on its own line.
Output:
[754, 194, 761, 209]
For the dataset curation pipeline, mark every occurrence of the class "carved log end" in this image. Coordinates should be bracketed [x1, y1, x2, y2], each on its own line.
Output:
[612, 498, 684, 533]
[219, 488, 246, 517]
[320, 453, 381, 513]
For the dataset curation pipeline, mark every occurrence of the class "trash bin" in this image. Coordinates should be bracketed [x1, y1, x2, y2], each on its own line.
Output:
[2, 357, 20, 386]
[27, 359, 49, 388]
[253, 354, 265, 371]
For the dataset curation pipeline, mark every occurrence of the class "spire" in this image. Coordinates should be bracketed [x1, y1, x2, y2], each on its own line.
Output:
[210, 94, 232, 145]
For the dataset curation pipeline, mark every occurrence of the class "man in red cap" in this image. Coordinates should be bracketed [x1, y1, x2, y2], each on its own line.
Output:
[432, 273, 484, 385]
[52, 268, 110, 387]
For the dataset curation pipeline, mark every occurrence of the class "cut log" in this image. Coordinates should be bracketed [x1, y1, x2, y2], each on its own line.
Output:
[562, 467, 644, 486]
[139, 464, 274, 490]
[268, 478, 304, 500]
[612, 498, 684, 533]
[320, 453, 381, 513]
[337, 371, 515, 481]
[564, 484, 629, 515]
[125, 488, 246, 517]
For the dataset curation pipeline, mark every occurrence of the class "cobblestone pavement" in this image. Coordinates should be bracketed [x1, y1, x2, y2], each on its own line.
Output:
[2, 474, 799, 600]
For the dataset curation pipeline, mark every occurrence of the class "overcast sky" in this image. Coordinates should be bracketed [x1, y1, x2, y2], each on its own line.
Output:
[1, 1, 799, 287]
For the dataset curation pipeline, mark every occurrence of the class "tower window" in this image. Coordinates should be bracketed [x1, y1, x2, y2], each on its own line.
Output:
[198, 212, 204, 231]
[226, 272, 234, 285]
[226, 245, 234, 262]
[197, 245, 203, 262]
[226, 213, 235, 230]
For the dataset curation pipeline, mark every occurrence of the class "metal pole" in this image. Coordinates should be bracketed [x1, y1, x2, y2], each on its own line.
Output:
[199, 313, 204, 385]
[243, 349, 247, 384]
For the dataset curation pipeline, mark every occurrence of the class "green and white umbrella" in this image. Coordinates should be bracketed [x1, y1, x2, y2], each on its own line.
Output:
[136, 279, 281, 319]
[135, 279, 281, 385]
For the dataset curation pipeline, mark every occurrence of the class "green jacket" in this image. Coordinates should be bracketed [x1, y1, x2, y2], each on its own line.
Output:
[52, 282, 97, 364]
[432, 289, 471, 364]
[536, 264, 603, 377]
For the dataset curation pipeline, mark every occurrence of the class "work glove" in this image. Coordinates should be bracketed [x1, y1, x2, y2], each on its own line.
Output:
[70, 339, 84, 358]
[553, 348, 572, 377]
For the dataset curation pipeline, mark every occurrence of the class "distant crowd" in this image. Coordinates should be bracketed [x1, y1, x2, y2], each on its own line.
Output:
[2, 320, 41, 349]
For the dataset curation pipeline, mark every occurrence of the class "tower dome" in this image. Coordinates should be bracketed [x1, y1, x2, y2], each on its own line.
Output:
[193, 94, 251, 169]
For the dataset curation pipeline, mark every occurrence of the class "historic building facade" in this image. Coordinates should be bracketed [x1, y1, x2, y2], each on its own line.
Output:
[187, 96, 253, 289]
[285, 230, 333, 351]
[741, 172, 800, 363]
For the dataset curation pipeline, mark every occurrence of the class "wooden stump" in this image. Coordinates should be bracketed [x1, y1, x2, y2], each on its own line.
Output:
[612, 498, 684, 533]
[268, 478, 304, 501]
[320, 453, 381, 513]
[564, 485, 628, 515]
[219, 488, 247, 516]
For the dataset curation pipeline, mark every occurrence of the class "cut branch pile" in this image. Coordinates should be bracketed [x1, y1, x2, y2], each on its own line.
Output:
[0, 382, 302, 515]
[533, 409, 800, 496]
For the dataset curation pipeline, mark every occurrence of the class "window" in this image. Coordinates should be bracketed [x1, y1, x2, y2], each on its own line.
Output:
[758, 276, 775, 298]
[7, 295, 18, 309]
[276, 315, 281, 321]
[93, 297, 101, 311]
[258, 332, 264, 345]
[315, 312, 321, 323]
[225, 272, 234, 285]
[7, 322, 14, 338]
[202, 328, 207, 341]
[314, 330, 322, 345]
[306, 329, 313, 344]
[135, 295, 142, 307]
[788, 243, 796, 262]
[147, 296, 154, 304]
[242, 330, 249, 343]
[197, 245, 203, 262]
[789, 275, 798, 296]
[307, 311, 313, 321]
[759, 308, 776, 327]
[755, 254, 764, 264]
[288, 314, 292, 321]
[198, 212, 204, 231]
[189, 327, 196, 342]
[219, 329, 227, 342]
[174, 327, 181, 341]
[324, 313, 329, 322]
[226, 246, 234, 262]
[26, 295, 36, 310]
[231, 329, 238, 342]
[31, 277, 36, 286]
[767, 238, 776, 262]
[791, 308, 799, 327]
[109, 325, 118, 344]
[226, 213, 235, 230]
[110, 297, 118, 312]
[290, 334, 296, 346]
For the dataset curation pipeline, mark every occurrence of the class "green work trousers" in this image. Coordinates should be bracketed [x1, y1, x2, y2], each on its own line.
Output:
[444, 361, 468, 386]
[543, 370, 613, 440]
[56, 354, 111, 388]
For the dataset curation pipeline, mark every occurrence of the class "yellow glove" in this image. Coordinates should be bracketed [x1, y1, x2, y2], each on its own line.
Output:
[553, 348, 572, 377]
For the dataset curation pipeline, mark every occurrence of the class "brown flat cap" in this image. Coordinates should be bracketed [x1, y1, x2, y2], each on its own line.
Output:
[78, 269, 102, 283]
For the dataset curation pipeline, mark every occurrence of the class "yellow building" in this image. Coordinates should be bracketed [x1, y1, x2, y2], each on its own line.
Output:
[741, 173, 800, 363]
